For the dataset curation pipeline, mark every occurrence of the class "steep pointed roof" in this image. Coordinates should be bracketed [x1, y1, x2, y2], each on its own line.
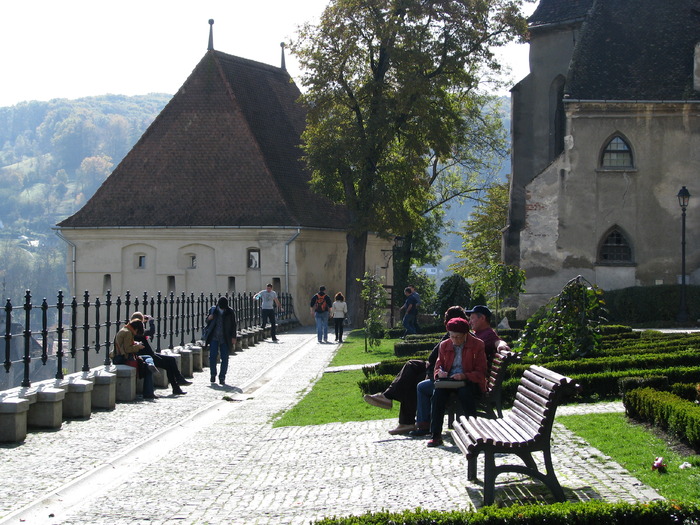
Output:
[528, 0, 594, 29]
[58, 50, 345, 228]
[565, 0, 700, 101]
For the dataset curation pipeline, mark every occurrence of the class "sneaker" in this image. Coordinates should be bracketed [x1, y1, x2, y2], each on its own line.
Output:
[272, 338, 279, 342]
[427, 438, 443, 447]
[409, 428, 431, 437]
[210, 375, 216, 383]
[363, 393, 392, 410]
[219, 377, 225, 385]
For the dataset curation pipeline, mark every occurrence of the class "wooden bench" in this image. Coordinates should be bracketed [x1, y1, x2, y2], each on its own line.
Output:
[451, 365, 579, 505]
[446, 349, 520, 427]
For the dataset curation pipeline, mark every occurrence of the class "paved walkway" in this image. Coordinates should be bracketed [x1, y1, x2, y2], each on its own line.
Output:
[0, 327, 662, 525]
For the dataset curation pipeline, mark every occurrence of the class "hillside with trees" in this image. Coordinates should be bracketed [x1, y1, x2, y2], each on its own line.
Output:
[0, 94, 170, 301]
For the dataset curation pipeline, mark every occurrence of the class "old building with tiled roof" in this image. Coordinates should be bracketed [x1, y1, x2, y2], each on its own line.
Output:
[505, 0, 700, 316]
[56, 30, 389, 323]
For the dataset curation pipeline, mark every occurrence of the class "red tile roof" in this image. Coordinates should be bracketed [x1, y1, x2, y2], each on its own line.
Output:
[58, 50, 346, 228]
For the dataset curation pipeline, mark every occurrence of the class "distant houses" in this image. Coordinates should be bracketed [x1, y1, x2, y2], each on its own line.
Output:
[56, 43, 390, 325]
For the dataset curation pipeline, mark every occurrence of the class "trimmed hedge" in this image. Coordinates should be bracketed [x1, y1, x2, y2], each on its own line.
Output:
[362, 354, 430, 378]
[624, 387, 700, 449]
[313, 500, 700, 524]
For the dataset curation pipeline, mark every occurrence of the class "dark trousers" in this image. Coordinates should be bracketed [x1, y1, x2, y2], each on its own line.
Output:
[384, 359, 428, 425]
[333, 317, 344, 341]
[430, 382, 480, 438]
[261, 309, 277, 339]
[138, 340, 186, 390]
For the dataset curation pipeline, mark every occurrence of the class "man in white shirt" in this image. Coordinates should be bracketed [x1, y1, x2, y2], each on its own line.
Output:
[255, 283, 283, 342]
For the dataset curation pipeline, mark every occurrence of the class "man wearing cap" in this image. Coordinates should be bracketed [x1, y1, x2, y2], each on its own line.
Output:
[428, 317, 487, 447]
[466, 305, 510, 365]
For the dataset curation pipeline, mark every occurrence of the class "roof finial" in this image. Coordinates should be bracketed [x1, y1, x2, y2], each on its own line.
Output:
[280, 42, 286, 71]
[208, 19, 214, 51]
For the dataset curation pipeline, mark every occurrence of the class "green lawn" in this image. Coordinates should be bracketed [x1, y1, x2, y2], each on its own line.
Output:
[558, 412, 700, 501]
[273, 330, 399, 427]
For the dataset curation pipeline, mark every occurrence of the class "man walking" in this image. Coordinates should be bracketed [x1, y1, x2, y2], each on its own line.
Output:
[310, 286, 332, 343]
[255, 283, 283, 342]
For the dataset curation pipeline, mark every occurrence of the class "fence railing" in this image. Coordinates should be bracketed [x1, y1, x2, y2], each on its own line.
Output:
[1, 289, 295, 391]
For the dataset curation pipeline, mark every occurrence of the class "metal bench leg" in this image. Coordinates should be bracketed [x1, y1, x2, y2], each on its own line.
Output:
[542, 448, 566, 501]
[483, 451, 497, 505]
[467, 453, 478, 481]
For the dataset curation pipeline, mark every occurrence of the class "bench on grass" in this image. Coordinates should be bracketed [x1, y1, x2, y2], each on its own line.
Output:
[451, 365, 579, 505]
[445, 349, 521, 427]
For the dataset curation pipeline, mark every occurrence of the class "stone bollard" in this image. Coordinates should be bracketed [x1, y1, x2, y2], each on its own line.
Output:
[174, 347, 193, 377]
[187, 344, 202, 372]
[62, 377, 94, 419]
[27, 385, 65, 429]
[0, 397, 30, 443]
[153, 366, 168, 389]
[90, 369, 116, 410]
[112, 365, 137, 402]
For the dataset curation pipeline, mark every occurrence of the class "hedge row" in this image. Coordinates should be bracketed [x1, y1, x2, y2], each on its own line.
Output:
[510, 349, 700, 378]
[313, 500, 700, 524]
[502, 365, 700, 401]
[362, 354, 430, 378]
[624, 387, 700, 449]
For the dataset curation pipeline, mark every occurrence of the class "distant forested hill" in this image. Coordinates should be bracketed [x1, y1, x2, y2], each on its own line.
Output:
[0, 93, 170, 301]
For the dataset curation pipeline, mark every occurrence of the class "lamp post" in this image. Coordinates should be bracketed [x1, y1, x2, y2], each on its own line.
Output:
[677, 186, 691, 323]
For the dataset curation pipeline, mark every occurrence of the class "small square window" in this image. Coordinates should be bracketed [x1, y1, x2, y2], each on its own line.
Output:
[137, 255, 146, 269]
[189, 255, 197, 269]
[248, 249, 260, 269]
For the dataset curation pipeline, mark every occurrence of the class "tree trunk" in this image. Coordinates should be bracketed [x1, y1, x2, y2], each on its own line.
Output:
[345, 230, 368, 328]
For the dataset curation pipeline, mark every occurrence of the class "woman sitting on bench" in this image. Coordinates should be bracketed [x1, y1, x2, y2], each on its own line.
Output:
[428, 317, 487, 447]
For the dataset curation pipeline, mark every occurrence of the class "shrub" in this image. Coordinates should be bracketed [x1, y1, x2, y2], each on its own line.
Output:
[357, 374, 394, 395]
[618, 376, 669, 395]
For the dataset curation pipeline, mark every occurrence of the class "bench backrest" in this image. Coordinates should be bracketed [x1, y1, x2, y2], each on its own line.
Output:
[507, 365, 578, 440]
[485, 349, 520, 395]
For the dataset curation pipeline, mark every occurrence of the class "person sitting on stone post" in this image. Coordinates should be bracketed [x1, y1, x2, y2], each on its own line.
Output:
[427, 317, 487, 447]
[363, 306, 468, 435]
[112, 319, 157, 400]
[131, 311, 190, 396]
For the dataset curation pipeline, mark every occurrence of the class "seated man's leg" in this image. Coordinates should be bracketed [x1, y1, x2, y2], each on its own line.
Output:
[456, 382, 479, 418]
[415, 379, 434, 427]
[429, 388, 450, 444]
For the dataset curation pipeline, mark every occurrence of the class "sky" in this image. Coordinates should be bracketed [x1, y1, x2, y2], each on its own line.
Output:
[0, 0, 533, 108]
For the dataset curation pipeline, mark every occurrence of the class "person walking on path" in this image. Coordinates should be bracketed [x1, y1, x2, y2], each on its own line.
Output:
[401, 287, 419, 336]
[330, 292, 348, 343]
[255, 283, 283, 342]
[310, 286, 332, 343]
[205, 297, 237, 385]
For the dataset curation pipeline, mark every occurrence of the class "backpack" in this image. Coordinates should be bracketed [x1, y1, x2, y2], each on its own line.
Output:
[315, 294, 329, 313]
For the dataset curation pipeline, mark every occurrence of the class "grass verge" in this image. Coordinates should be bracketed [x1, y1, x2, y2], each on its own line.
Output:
[273, 330, 400, 427]
[558, 412, 700, 501]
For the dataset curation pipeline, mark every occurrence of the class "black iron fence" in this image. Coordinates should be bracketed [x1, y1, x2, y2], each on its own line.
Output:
[1, 289, 295, 391]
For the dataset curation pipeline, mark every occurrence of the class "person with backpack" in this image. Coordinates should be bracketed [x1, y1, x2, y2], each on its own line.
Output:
[310, 286, 333, 343]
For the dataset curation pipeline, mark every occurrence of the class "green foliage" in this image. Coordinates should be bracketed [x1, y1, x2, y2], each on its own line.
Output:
[406, 267, 437, 315]
[435, 274, 471, 321]
[624, 387, 700, 448]
[450, 181, 524, 312]
[605, 284, 700, 326]
[359, 272, 386, 351]
[518, 275, 607, 359]
[313, 501, 700, 525]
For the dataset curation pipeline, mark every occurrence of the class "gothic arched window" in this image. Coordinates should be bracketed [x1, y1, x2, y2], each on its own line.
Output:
[601, 136, 633, 168]
[598, 228, 633, 263]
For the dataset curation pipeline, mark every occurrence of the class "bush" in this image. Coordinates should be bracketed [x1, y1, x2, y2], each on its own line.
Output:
[624, 387, 700, 448]
[605, 284, 700, 325]
[670, 382, 699, 401]
[357, 374, 394, 395]
[313, 500, 700, 525]
[618, 376, 669, 394]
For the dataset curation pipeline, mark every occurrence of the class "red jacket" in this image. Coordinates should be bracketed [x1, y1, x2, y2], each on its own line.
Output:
[434, 333, 487, 392]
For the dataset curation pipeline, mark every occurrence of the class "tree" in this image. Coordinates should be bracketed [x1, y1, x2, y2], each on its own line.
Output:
[451, 180, 524, 314]
[292, 0, 529, 323]
[518, 275, 607, 360]
[435, 274, 471, 321]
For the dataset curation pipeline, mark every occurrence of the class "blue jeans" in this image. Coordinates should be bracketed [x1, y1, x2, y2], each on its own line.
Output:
[209, 339, 229, 380]
[315, 311, 329, 342]
[416, 378, 434, 425]
[402, 313, 417, 335]
[430, 382, 479, 438]
[261, 309, 277, 339]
